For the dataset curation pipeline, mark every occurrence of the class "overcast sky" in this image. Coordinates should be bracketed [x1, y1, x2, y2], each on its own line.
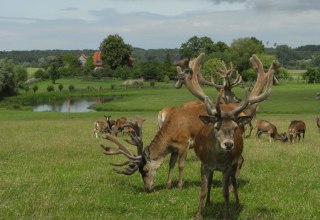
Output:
[0, 0, 319, 51]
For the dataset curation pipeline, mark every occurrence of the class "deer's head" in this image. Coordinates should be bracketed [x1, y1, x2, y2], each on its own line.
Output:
[99, 117, 158, 192]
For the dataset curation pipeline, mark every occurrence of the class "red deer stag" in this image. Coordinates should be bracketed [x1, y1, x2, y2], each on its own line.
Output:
[255, 119, 288, 143]
[176, 52, 276, 219]
[287, 120, 306, 144]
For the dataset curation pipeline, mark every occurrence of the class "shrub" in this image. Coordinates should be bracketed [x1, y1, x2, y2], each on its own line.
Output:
[58, 84, 63, 91]
[47, 85, 55, 92]
[69, 84, 75, 92]
[150, 81, 155, 88]
[32, 85, 39, 93]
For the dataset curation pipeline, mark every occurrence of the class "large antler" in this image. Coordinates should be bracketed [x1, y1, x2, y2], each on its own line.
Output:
[176, 53, 276, 118]
[176, 55, 243, 104]
[99, 117, 145, 175]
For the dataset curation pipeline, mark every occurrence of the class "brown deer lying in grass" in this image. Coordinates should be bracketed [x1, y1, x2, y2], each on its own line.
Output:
[176, 52, 276, 220]
[255, 119, 288, 143]
[287, 120, 306, 144]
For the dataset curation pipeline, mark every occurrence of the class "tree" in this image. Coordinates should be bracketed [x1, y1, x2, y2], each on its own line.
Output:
[230, 37, 265, 71]
[303, 68, 320, 83]
[275, 45, 296, 67]
[0, 59, 19, 97]
[99, 34, 132, 70]
[179, 36, 217, 58]
[202, 58, 224, 83]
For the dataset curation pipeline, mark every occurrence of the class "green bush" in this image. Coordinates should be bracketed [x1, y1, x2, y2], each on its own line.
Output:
[32, 85, 39, 93]
[69, 84, 75, 92]
[47, 85, 55, 92]
[58, 84, 64, 91]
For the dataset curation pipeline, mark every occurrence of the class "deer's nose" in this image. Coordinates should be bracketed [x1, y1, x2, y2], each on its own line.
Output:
[224, 142, 234, 150]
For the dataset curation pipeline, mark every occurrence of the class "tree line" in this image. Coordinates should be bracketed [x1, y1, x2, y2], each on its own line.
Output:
[1, 34, 320, 98]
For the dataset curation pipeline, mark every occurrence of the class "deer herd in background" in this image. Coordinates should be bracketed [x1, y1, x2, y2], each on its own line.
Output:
[93, 53, 315, 219]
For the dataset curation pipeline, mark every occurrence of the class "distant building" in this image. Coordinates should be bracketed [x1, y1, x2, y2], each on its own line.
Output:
[79, 51, 134, 71]
[78, 53, 87, 66]
[93, 51, 103, 68]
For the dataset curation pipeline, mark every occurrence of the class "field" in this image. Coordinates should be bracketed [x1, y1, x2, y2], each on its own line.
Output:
[0, 80, 320, 219]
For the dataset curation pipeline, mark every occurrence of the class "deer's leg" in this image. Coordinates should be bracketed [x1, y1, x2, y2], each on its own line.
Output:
[166, 152, 178, 189]
[205, 171, 213, 206]
[222, 170, 232, 220]
[230, 163, 240, 205]
[177, 149, 188, 188]
[196, 164, 210, 220]
[245, 122, 253, 138]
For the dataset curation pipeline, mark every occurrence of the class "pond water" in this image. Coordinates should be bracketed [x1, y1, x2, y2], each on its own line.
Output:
[33, 97, 107, 112]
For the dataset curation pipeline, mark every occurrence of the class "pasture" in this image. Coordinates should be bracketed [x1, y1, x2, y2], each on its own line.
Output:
[0, 82, 320, 219]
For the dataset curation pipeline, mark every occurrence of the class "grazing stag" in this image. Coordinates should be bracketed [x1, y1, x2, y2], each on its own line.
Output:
[112, 116, 128, 136]
[287, 120, 306, 144]
[176, 52, 276, 220]
[255, 119, 288, 143]
[101, 101, 209, 191]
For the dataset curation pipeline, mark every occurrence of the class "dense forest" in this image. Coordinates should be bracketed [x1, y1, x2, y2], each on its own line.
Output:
[0, 48, 180, 64]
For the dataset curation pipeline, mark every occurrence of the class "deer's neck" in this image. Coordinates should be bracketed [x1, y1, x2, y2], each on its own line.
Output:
[147, 129, 169, 161]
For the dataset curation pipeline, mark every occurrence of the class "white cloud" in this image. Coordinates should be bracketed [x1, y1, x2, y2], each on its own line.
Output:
[0, 0, 319, 50]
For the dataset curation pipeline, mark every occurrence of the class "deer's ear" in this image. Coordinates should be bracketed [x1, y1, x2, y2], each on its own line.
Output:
[236, 116, 252, 125]
[199, 115, 217, 125]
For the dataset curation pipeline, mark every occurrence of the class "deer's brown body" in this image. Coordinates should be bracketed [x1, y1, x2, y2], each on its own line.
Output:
[316, 116, 320, 131]
[112, 117, 128, 136]
[256, 119, 287, 143]
[93, 120, 110, 138]
[287, 120, 306, 144]
[175, 53, 277, 219]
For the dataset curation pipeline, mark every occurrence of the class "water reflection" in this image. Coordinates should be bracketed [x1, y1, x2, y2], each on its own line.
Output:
[33, 98, 102, 112]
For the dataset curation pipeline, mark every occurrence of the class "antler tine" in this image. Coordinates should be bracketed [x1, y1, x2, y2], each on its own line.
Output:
[228, 89, 250, 117]
[204, 90, 223, 117]
[113, 165, 139, 175]
[175, 53, 211, 103]
[100, 144, 141, 160]
[249, 54, 278, 97]
[231, 71, 243, 88]
[104, 133, 132, 155]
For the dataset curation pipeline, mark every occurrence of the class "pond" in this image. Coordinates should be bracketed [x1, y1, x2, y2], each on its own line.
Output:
[33, 97, 111, 112]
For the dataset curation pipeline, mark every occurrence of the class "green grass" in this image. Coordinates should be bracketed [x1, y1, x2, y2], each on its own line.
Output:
[1, 81, 320, 219]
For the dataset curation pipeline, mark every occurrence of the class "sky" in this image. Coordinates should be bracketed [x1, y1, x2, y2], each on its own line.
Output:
[0, 0, 319, 51]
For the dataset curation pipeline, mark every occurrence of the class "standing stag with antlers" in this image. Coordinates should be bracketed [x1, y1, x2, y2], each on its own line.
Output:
[176, 52, 277, 219]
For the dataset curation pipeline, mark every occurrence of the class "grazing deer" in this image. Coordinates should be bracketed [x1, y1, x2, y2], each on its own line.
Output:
[176, 53, 276, 219]
[112, 116, 128, 136]
[316, 116, 320, 131]
[287, 120, 306, 144]
[255, 119, 288, 143]
[93, 120, 109, 139]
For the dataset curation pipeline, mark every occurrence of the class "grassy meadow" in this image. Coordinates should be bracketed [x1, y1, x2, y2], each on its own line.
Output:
[0, 79, 320, 219]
